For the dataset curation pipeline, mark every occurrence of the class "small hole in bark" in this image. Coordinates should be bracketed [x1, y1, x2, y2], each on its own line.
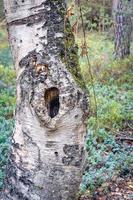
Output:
[45, 87, 60, 118]
[54, 151, 58, 156]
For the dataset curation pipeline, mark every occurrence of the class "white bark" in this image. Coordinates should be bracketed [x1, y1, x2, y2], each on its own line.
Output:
[1, 1, 88, 200]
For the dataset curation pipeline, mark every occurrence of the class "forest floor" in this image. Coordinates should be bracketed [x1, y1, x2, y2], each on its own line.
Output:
[78, 33, 133, 199]
[0, 26, 133, 199]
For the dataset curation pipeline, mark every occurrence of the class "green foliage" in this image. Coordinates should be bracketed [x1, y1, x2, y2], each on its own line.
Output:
[0, 89, 16, 119]
[0, 65, 16, 85]
[0, 24, 13, 66]
[0, 117, 14, 189]
[80, 72, 133, 194]
[82, 79, 133, 194]
[78, 33, 133, 88]
[68, 0, 112, 32]
[81, 128, 133, 193]
[0, 22, 15, 188]
[78, 32, 133, 195]
[0, 66, 16, 120]
[88, 82, 132, 130]
[82, 0, 112, 31]
[0, 94, 15, 189]
[0, 48, 13, 66]
[0, 65, 15, 189]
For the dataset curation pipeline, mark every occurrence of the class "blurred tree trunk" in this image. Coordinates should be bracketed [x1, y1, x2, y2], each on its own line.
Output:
[113, 0, 132, 59]
[112, 0, 119, 17]
[1, 1, 88, 200]
[0, 0, 4, 21]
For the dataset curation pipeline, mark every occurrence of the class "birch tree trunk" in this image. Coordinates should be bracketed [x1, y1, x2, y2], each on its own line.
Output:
[1, 1, 88, 200]
[113, 0, 132, 59]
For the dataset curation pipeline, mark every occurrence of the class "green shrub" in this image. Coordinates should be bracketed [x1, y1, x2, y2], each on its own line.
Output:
[0, 65, 16, 119]
[0, 90, 16, 119]
[0, 64, 15, 189]
[81, 48, 133, 194]
[0, 48, 13, 66]
[81, 129, 133, 193]
[0, 65, 16, 85]
[0, 117, 14, 189]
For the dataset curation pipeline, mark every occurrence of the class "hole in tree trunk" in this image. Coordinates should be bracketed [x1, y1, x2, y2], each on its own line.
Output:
[45, 87, 60, 118]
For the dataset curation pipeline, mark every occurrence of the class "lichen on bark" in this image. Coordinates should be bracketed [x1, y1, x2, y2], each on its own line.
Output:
[62, 18, 86, 89]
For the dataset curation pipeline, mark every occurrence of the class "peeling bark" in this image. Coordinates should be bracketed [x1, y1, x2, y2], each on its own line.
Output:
[1, 1, 88, 200]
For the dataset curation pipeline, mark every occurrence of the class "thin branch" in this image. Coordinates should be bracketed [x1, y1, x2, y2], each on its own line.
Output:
[78, 0, 98, 122]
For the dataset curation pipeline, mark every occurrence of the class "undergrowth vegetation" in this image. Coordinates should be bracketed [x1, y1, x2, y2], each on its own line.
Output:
[78, 33, 133, 197]
[0, 28, 15, 189]
[0, 25, 132, 197]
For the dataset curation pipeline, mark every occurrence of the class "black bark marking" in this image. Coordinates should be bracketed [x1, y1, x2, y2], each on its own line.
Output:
[45, 87, 60, 118]
[8, 11, 45, 26]
[62, 145, 84, 167]
[1, 149, 33, 200]
[45, 141, 56, 148]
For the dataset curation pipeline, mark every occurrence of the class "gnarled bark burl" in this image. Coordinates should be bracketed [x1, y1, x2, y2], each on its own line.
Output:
[1, 1, 88, 199]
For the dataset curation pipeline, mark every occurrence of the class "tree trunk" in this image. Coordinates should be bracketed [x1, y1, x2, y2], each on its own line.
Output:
[114, 0, 132, 59]
[1, 1, 88, 200]
[112, 0, 119, 17]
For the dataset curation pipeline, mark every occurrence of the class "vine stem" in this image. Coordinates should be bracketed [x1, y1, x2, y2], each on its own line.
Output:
[78, 0, 98, 123]
[64, 0, 98, 128]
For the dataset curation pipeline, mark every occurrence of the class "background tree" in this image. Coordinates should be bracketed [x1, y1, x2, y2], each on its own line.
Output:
[0, 0, 4, 21]
[1, 0, 88, 199]
[74, 0, 112, 31]
[113, 0, 133, 59]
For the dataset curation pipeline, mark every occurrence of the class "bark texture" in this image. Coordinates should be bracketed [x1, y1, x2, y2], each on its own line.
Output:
[114, 0, 132, 59]
[1, 1, 88, 200]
